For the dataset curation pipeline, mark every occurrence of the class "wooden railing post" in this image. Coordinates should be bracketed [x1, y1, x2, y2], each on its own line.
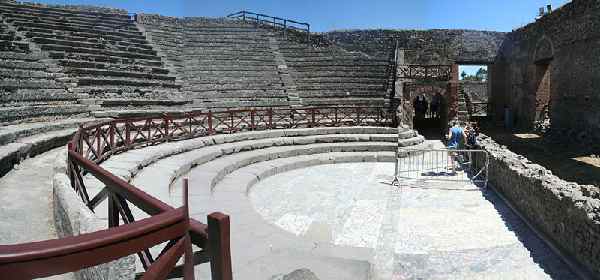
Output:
[108, 193, 119, 228]
[208, 212, 232, 280]
[310, 108, 315, 127]
[125, 120, 131, 147]
[109, 123, 115, 149]
[163, 114, 170, 141]
[268, 108, 273, 129]
[250, 109, 255, 130]
[208, 111, 214, 135]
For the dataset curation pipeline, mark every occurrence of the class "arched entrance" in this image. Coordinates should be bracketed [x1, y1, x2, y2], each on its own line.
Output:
[405, 83, 448, 139]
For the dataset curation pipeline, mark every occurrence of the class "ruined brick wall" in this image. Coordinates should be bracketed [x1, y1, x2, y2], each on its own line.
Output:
[475, 134, 600, 276]
[324, 29, 506, 64]
[491, 0, 600, 142]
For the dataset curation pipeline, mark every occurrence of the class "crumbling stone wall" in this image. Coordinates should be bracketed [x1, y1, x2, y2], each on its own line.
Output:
[491, 0, 600, 143]
[324, 29, 506, 64]
[475, 134, 600, 276]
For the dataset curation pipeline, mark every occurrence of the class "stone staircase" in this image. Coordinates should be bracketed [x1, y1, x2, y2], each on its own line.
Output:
[0, 2, 181, 99]
[0, 16, 90, 123]
[457, 85, 469, 122]
[277, 37, 390, 107]
[179, 18, 287, 109]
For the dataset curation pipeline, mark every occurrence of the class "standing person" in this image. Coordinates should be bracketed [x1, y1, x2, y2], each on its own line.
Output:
[431, 92, 441, 119]
[446, 120, 467, 172]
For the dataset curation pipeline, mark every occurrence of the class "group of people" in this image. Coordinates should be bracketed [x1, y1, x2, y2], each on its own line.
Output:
[446, 120, 479, 171]
[413, 93, 442, 120]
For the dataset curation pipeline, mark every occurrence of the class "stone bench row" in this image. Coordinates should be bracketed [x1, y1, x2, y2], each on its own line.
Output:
[7, 19, 145, 41]
[301, 98, 387, 106]
[63, 67, 176, 81]
[50, 52, 164, 68]
[0, 117, 94, 176]
[58, 59, 169, 75]
[75, 76, 179, 88]
[185, 86, 286, 94]
[8, 12, 139, 33]
[0, 2, 131, 23]
[23, 28, 150, 46]
[40, 44, 161, 62]
[184, 65, 277, 72]
[31, 37, 156, 56]
[0, 79, 64, 89]
[91, 126, 405, 185]
[0, 104, 90, 123]
[71, 86, 181, 99]
[0, 89, 75, 102]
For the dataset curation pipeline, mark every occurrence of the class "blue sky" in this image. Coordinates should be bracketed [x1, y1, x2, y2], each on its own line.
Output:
[35, 0, 570, 32]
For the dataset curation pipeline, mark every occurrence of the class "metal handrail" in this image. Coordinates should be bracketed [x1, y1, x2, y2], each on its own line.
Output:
[227, 10, 310, 42]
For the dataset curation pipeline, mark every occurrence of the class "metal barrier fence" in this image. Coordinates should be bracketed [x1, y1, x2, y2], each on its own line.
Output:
[393, 148, 489, 188]
[227, 10, 310, 42]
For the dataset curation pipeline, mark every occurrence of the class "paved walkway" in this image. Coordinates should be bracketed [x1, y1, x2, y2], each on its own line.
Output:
[0, 147, 74, 279]
[251, 162, 578, 279]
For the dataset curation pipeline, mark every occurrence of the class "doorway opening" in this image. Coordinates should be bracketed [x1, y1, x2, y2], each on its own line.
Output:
[534, 60, 551, 128]
[409, 84, 447, 139]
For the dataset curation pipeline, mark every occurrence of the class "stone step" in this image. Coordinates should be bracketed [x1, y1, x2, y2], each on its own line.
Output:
[8, 19, 145, 41]
[191, 99, 290, 109]
[58, 59, 169, 74]
[295, 77, 386, 84]
[50, 52, 163, 67]
[0, 51, 45, 61]
[0, 118, 93, 146]
[0, 104, 90, 125]
[64, 68, 176, 81]
[184, 65, 276, 71]
[31, 37, 157, 56]
[183, 77, 282, 84]
[40, 44, 161, 61]
[0, 68, 58, 79]
[93, 126, 405, 183]
[7, 12, 139, 33]
[75, 76, 180, 88]
[0, 2, 131, 23]
[185, 86, 286, 94]
[72, 86, 181, 99]
[0, 79, 64, 89]
[22, 28, 150, 46]
[0, 89, 73, 102]
[296, 84, 385, 90]
[297, 91, 387, 98]
[187, 90, 287, 99]
[186, 59, 276, 66]
[179, 70, 279, 78]
[302, 98, 387, 106]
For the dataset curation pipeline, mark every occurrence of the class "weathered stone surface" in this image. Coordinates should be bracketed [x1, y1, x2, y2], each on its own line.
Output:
[324, 29, 506, 64]
[490, 0, 600, 143]
[475, 134, 600, 277]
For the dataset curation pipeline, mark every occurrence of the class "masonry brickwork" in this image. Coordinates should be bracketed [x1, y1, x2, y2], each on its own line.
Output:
[475, 134, 600, 277]
[324, 29, 506, 64]
[490, 0, 600, 144]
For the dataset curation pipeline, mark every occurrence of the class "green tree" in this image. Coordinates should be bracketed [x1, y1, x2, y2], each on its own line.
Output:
[460, 71, 467, 80]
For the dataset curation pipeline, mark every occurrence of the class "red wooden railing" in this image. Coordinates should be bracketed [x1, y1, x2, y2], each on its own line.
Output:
[0, 106, 392, 279]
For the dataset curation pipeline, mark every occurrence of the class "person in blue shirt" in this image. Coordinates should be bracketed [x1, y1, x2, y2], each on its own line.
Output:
[446, 120, 467, 172]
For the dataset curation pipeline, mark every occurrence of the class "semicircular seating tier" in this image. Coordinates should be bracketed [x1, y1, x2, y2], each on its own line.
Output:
[82, 126, 427, 278]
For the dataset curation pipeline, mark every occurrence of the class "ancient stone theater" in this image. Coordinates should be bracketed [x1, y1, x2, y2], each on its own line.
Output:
[0, 0, 598, 279]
